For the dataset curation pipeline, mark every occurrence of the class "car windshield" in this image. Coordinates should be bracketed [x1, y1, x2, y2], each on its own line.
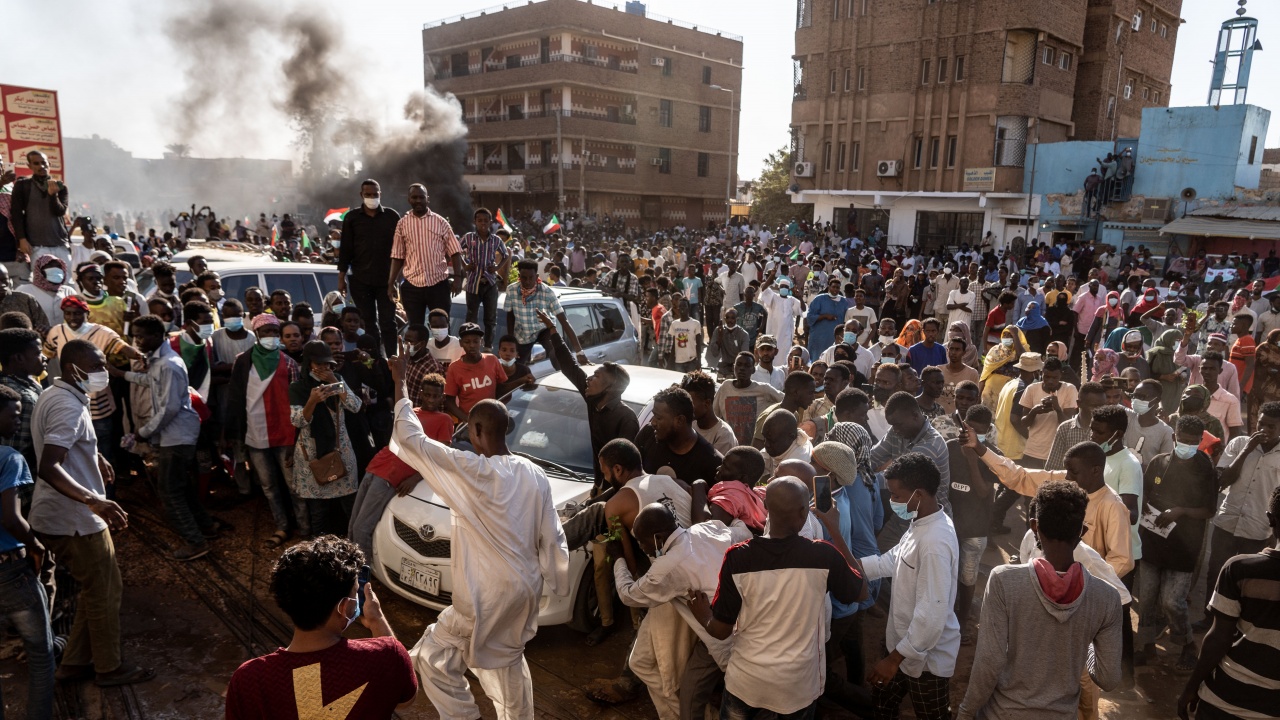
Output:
[503, 386, 596, 477]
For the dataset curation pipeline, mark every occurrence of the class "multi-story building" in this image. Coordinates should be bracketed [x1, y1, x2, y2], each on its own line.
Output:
[790, 0, 1181, 250]
[422, 0, 742, 229]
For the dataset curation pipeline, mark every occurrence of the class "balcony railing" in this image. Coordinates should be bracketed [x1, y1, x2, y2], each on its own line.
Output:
[462, 107, 638, 126]
[433, 52, 639, 80]
[465, 156, 638, 175]
[424, 0, 743, 42]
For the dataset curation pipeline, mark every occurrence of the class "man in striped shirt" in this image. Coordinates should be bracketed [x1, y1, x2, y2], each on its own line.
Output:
[388, 184, 463, 328]
[460, 208, 508, 350]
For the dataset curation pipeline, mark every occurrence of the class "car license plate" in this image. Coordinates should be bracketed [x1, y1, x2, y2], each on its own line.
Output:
[400, 558, 440, 596]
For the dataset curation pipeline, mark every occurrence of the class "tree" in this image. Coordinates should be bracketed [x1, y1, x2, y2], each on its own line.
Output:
[750, 145, 812, 228]
[165, 143, 192, 158]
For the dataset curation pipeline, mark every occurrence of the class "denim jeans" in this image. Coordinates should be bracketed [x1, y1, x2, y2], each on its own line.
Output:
[348, 473, 395, 560]
[721, 690, 816, 720]
[155, 445, 214, 547]
[1137, 563, 1194, 647]
[0, 557, 54, 720]
[958, 536, 988, 587]
[247, 446, 297, 534]
[465, 282, 501, 348]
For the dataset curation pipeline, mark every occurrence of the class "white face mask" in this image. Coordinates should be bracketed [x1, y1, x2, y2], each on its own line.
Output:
[80, 369, 110, 394]
[431, 328, 449, 341]
[44, 268, 65, 284]
[363, 197, 380, 210]
[258, 336, 280, 351]
[499, 357, 516, 368]
[332, 240, 341, 248]
[197, 324, 215, 340]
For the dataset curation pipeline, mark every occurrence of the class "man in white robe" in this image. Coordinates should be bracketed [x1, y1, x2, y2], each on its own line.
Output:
[390, 352, 570, 720]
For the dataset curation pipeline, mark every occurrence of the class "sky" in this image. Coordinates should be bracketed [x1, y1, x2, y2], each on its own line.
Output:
[3, 0, 1278, 181]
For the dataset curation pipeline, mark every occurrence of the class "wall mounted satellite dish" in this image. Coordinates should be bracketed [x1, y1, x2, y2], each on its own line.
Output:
[1181, 187, 1198, 201]
[788, 183, 801, 194]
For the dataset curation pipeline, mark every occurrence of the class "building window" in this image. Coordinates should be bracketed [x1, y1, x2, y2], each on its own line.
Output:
[1123, 79, 1133, 100]
[1160, 23, 1168, 38]
[1042, 46, 1056, 65]
[937, 57, 948, 84]
[914, 211, 985, 250]
[1249, 136, 1259, 164]
[830, 69, 838, 93]
[794, 59, 807, 100]
[843, 67, 851, 92]
[921, 58, 931, 85]
[658, 147, 671, 174]
[848, 0, 856, 16]
[1059, 52, 1072, 71]
[1154, 90, 1161, 103]
[837, 142, 847, 171]
[946, 136, 957, 168]
[994, 116, 1028, 167]
[659, 99, 673, 127]
[913, 137, 924, 168]
[851, 141, 860, 170]
[662, 57, 673, 76]
[1142, 87, 1150, 101]
[697, 152, 710, 177]
[929, 137, 940, 168]
[857, 65, 867, 90]
[833, 0, 840, 19]
[699, 106, 711, 132]
[702, 66, 711, 85]
[1106, 95, 1116, 119]
[824, 141, 833, 171]
[955, 55, 965, 82]
[797, 0, 813, 28]
[1150, 18, 1157, 32]
[861, 0, 869, 15]
[1002, 30, 1036, 83]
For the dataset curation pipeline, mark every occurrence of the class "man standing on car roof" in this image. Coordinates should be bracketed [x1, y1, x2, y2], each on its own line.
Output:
[338, 179, 400, 358]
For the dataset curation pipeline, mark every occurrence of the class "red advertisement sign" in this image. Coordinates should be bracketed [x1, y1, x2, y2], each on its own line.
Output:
[0, 84, 63, 181]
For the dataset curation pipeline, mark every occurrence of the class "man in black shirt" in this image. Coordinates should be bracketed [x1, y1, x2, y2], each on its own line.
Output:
[338, 179, 401, 357]
[634, 387, 723, 484]
[948, 404, 998, 641]
[1136, 415, 1217, 671]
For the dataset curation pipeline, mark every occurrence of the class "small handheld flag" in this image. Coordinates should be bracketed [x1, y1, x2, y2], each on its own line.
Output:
[495, 208, 514, 234]
[324, 208, 349, 224]
[542, 214, 561, 235]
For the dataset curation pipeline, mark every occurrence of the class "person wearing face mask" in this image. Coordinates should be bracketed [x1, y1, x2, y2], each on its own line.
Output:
[288, 341, 363, 537]
[1072, 274, 1108, 353]
[337, 179, 401, 358]
[225, 314, 304, 547]
[759, 277, 803, 351]
[1134, 415, 1217, 672]
[946, 405, 1000, 644]
[111, 315, 213, 560]
[224, 535, 417, 718]
[855, 452, 959, 719]
[24, 254, 76, 327]
[170, 300, 216, 404]
[1119, 379, 1174, 469]
[399, 324, 445, 403]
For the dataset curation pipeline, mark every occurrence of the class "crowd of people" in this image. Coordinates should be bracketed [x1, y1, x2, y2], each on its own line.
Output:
[0, 151, 1278, 720]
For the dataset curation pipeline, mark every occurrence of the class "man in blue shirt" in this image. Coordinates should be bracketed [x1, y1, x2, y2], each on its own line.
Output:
[807, 277, 850, 358]
[906, 318, 948, 375]
[0, 385, 55, 718]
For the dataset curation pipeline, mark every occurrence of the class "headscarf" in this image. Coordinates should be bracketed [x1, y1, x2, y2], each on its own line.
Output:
[1091, 348, 1119, 380]
[60, 295, 90, 312]
[251, 313, 280, 331]
[1045, 341, 1069, 362]
[1097, 290, 1123, 322]
[1016, 301, 1049, 331]
[980, 326, 1028, 382]
[288, 341, 341, 457]
[321, 290, 346, 316]
[249, 314, 282, 380]
[947, 321, 979, 366]
[897, 319, 924, 347]
[1147, 328, 1181, 374]
[31, 254, 66, 293]
[828, 421, 876, 487]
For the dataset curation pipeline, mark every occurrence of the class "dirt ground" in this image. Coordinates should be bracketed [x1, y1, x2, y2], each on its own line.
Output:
[0, 476, 1200, 719]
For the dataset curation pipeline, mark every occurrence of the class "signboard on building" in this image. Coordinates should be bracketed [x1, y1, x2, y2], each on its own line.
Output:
[1, 85, 63, 180]
[963, 167, 996, 192]
[464, 174, 526, 193]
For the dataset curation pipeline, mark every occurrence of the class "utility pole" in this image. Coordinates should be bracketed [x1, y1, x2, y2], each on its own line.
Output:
[711, 85, 735, 225]
[556, 110, 565, 220]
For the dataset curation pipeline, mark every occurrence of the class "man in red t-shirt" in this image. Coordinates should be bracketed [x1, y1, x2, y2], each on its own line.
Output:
[444, 323, 507, 422]
[348, 375, 454, 559]
[225, 536, 417, 719]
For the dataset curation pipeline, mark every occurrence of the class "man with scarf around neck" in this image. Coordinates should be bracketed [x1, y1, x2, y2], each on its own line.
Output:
[26, 254, 75, 327]
[111, 315, 213, 561]
[224, 314, 303, 548]
[956, 481, 1122, 720]
[9, 151, 71, 269]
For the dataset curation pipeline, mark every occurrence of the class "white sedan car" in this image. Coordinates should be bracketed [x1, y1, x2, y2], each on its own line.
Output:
[371, 365, 683, 630]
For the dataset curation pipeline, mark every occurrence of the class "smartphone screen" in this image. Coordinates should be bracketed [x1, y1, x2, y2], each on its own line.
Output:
[357, 564, 370, 613]
[814, 475, 832, 513]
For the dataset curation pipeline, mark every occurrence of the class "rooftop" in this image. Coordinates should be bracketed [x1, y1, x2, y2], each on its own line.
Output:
[423, 0, 742, 42]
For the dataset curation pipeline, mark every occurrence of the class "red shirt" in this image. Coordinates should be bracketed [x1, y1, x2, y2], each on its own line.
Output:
[225, 636, 417, 720]
[445, 354, 508, 414]
[985, 306, 1007, 343]
[365, 409, 454, 486]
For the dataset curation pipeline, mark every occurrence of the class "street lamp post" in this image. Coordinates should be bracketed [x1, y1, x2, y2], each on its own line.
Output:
[710, 84, 735, 227]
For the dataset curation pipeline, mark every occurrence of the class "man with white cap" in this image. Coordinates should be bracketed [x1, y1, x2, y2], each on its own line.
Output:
[759, 276, 802, 350]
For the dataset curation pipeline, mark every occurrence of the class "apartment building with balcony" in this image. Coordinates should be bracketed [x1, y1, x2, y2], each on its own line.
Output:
[790, 0, 1180, 251]
[423, 0, 742, 229]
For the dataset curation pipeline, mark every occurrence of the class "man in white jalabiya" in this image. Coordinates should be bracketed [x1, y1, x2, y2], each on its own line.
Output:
[389, 341, 570, 719]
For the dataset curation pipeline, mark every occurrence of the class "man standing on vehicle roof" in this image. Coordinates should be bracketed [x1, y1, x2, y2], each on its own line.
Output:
[338, 179, 400, 358]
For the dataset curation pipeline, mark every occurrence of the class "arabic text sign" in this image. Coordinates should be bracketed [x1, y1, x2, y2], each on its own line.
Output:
[1, 85, 63, 180]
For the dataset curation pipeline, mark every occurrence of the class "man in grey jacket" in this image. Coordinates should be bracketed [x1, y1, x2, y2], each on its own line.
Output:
[957, 480, 1123, 720]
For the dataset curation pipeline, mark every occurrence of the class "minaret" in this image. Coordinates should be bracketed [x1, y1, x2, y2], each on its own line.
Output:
[1208, 0, 1263, 106]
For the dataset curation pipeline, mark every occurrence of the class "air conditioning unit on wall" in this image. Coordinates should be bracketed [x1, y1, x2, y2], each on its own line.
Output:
[794, 161, 814, 177]
[650, 157, 665, 166]
[651, 57, 666, 67]
[876, 160, 901, 177]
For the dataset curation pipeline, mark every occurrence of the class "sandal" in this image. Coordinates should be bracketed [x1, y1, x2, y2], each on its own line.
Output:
[263, 530, 289, 549]
[583, 677, 640, 705]
[584, 622, 614, 647]
[96, 664, 156, 687]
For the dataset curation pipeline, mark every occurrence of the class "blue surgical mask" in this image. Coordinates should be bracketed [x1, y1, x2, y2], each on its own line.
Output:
[1131, 399, 1151, 415]
[843, 332, 857, 344]
[976, 432, 990, 444]
[331, 303, 346, 314]
[356, 328, 366, 336]
[44, 268, 65, 284]
[258, 336, 280, 351]
[197, 323, 214, 340]
[1173, 442, 1199, 460]
[225, 317, 244, 332]
[1099, 431, 1121, 454]
[341, 595, 361, 631]
[779, 288, 790, 297]
[1001, 337, 1014, 347]
[815, 384, 825, 393]
[890, 490, 920, 521]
